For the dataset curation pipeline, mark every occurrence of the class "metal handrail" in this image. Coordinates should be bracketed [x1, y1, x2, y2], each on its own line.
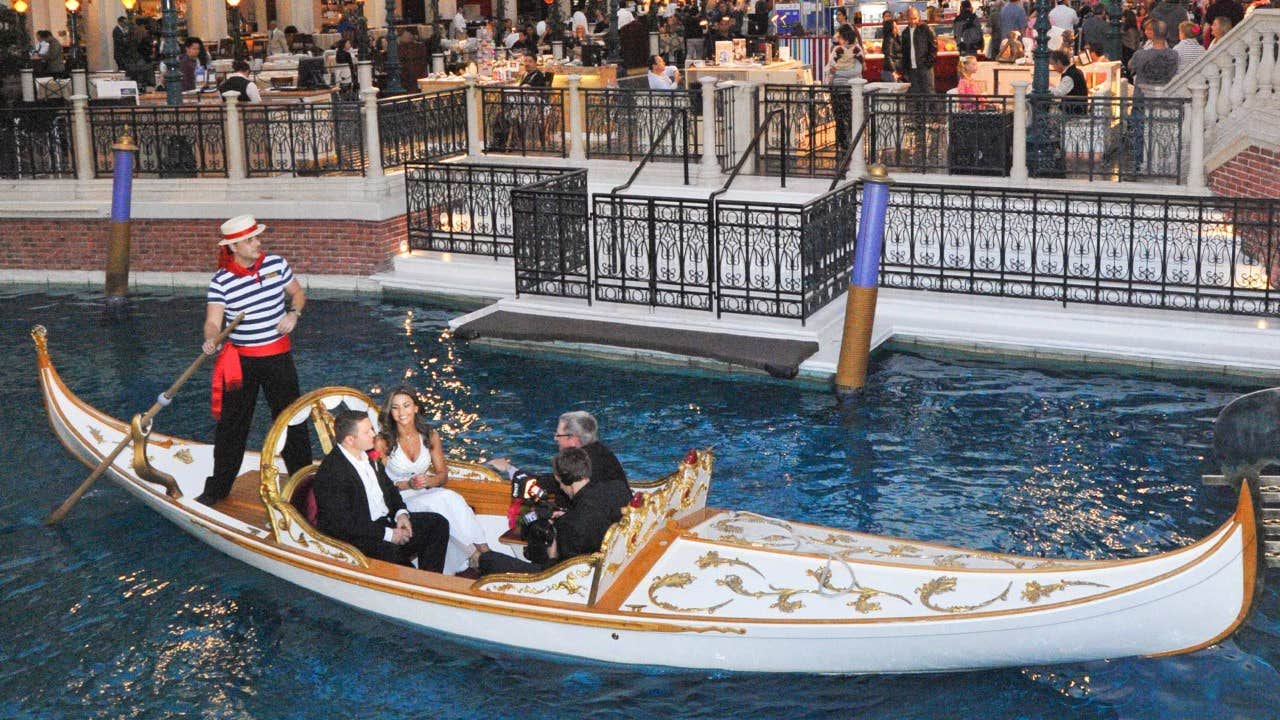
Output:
[828, 114, 871, 191]
[608, 108, 690, 195]
[707, 108, 783, 210]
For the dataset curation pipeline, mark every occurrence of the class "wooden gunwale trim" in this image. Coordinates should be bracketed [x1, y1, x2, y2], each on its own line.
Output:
[687, 508, 1237, 574]
[592, 523, 684, 610]
[1146, 481, 1259, 657]
[37, 351, 1254, 637]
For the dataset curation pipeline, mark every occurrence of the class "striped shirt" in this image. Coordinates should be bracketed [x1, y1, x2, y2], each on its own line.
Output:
[207, 254, 294, 348]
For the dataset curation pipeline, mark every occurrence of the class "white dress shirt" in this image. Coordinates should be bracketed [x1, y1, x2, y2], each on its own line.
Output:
[1048, 3, 1078, 31]
[648, 66, 679, 89]
[338, 444, 405, 542]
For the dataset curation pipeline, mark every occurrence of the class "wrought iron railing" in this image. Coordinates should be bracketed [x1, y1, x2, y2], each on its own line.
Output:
[0, 103, 75, 179]
[512, 169, 591, 299]
[757, 84, 836, 177]
[480, 87, 567, 157]
[866, 93, 1016, 176]
[714, 83, 736, 172]
[582, 87, 698, 161]
[405, 161, 582, 257]
[593, 194, 715, 311]
[241, 100, 365, 176]
[377, 89, 467, 166]
[88, 104, 227, 177]
[878, 183, 1279, 315]
[1028, 95, 1187, 182]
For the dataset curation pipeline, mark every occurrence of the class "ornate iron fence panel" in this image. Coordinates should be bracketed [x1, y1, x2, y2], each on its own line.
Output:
[242, 100, 365, 176]
[405, 161, 582, 257]
[593, 194, 714, 311]
[480, 87, 566, 157]
[715, 83, 736, 172]
[758, 84, 839, 177]
[1028, 95, 1186, 182]
[866, 93, 1016, 176]
[512, 170, 591, 299]
[799, 182, 860, 317]
[878, 184, 1279, 315]
[582, 88, 698, 161]
[714, 199, 806, 318]
[377, 89, 467, 166]
[88, 104, 227, 177]
[0, 103, 75, 178]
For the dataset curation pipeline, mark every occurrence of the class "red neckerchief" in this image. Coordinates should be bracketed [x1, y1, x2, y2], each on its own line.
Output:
[218, 249, 266, 283]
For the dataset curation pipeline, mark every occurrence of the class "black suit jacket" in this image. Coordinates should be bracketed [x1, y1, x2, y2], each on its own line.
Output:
[312, 447, 408, 550]
[898, 23, 937, 71]
[519, 69, 551, 87]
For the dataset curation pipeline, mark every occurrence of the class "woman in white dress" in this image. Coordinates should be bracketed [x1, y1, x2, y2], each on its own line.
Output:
[377, 387, 490, 574]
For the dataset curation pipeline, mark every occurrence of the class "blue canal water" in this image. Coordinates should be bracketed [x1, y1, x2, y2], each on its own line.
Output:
[3, 288, 1280, 720]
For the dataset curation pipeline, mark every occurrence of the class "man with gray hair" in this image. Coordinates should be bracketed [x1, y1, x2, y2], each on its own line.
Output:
[489, 410, 633, 510]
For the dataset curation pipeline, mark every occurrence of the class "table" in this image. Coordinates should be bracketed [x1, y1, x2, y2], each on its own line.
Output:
[35, 76, 74, 100]
[684, 60, 812, 87]
[863, 51, 960, 91]
[137, 88, 335, 105]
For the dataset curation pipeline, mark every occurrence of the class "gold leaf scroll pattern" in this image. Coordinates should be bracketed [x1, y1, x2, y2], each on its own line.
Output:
[916, 576, 1012, 614]
[270, 506, 364, 565]
[647, 551, 912, 615]
[486, 565, 595, 598]
[173, 448, 194, 465]
[1021, 579, 1108, 604]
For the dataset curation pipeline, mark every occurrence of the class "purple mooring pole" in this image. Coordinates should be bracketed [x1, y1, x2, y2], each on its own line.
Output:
[104, 135, 138, 304]
[834, 164, 892, 397]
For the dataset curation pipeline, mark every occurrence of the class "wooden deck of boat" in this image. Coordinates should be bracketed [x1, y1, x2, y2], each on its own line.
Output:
[210, 470, 271, 530]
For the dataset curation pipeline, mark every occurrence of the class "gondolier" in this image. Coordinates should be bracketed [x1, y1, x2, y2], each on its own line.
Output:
[197, 215, 311, 506]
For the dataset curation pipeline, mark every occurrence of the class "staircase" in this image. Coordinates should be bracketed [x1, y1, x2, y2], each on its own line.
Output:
[1159, 9, 1280, 191]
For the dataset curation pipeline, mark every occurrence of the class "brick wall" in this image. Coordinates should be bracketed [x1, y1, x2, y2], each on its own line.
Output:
[1208, 145, 1280, 199]
[0, 215, 407, 275]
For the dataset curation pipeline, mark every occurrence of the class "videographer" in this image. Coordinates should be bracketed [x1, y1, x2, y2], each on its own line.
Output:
[478, 448, 623, 576]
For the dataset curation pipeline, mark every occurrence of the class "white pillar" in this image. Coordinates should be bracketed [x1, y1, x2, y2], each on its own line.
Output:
[71, 94, 93, 181]
[367, 0, 386, 32]
[465, 73, 482, 156]
[699, 75, 718, 176]
[188, 0, 229, 48]
[1216, 57, 1233, 120]
[1230, 46, 1247, 106]
[20, 68, 35, 102]
[362, 87, 383, 177]
[552, 40, 564, 60]
[222, 91, 247, 179]
[731, 81, 755, 174]
[1257, 29, 1276, 97]
[1203, 65, 1221, 134]
[849, 77, 866, 181]
[71, 67, 87, 96]
[567, 74, 585, 160]
[358, 59, 373, 93]
[649, 32, 659, 57]
[432, 53, 445, 74]
[88, 0, 116, 73]
[1244, 30, 1260, 101]
[1011, 80, 1029, 182]
[1187, 80, 1207, 191]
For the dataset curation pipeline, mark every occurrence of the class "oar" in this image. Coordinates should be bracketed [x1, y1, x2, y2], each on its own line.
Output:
[43, 313, 245, 525]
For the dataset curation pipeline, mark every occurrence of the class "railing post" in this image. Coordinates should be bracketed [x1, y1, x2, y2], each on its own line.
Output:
[71, 94, 93, 181]
[358, 59, 373, 94]
[649, 32, 659, 58]
[362, 87, 383, 177]
[849, 77, 867, 181]
[568, 74, 586, 160]
[71, 68, 88, 98]
[222, 91, 247, 180]
[1011, 80, 1029, 182]
[1187, 80, 1207, 191]
[700, 75, 718, 177]
[733, 81, 756, 175]
[432, 53, 445, 75]
[465, 73, 482, 157]
[20, 68, 34, 102]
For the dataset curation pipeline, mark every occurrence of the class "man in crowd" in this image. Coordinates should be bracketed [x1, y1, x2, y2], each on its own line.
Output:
[218, 59, 262, 103]
[312, 411, 450, 571]
[32, 31, 66, 76]
[179, 37, 202, 91]
[1147, 0, 1189, 46]
[1049, 49, 1087, 114]
[1079, 6, 1109, 54]
[489, 410, 632, 508]
[1172, 20, 1206, 71]
[647, 54, 682, 89]
[266, 21, 289, 55]
[478, 448, 624, 575]
[517, 53, 550, 86]
[198, 215, 312, 505]
[1129, 19, 1179, 89]
[999, 0, 1028, 45]
[898, 8, 937, 95]
[112, 17, 132, 71]
[1048, 0, 1078, 32]
[1210, 15, 1235, 45]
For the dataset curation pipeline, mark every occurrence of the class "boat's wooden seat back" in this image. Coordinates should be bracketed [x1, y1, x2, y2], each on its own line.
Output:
[589, 449, 713, 605]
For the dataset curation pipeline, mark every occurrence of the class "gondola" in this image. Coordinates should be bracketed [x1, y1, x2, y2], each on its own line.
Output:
[32, 325, 1263, 674]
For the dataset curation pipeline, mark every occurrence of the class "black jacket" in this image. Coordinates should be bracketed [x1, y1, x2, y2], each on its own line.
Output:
[311, 448, 407, 551]
[582, 440, 632, 508]
[556, 480, 626, 559]
[898, 22, 937, 71]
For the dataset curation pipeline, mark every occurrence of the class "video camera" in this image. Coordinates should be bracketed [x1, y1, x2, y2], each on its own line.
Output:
[510, 469, 564, 565]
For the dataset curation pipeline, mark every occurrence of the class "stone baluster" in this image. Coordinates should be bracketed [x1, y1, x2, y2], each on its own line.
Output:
[1203, 64, 1221, 139]
[1273, 28, 1280, 93]
[222, 92, 247, 180]
[1011, 80, 1029, 182]
[848, 77, 867, 181]
[1262, 29, 1279, 96]
[20, 68, 35, 102]
[1244, 30, 1260, 101]
[567, 74, 585, 160]
[71, 95, 93, 181]
[464, 73, 482, 157]
[1187, 80, 1207, 191]
[1230, 45, 1247, 105]
[700, 75, 719, 177]
[362, 87, 383, 178]
[1217, 56, 1234, 120]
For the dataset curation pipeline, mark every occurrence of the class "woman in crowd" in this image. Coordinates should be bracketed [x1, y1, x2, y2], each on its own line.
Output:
[879, 10, 900, 82]
[1121, 10, 1142, 64]
[826, 24, 863, 151]
[954, 54, 986, 108]
[378, 387, 490, 574]
[996, 29, 1026, 60]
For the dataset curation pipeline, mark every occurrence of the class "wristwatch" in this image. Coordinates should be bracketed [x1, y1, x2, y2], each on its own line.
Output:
[288, 308, 302, 317]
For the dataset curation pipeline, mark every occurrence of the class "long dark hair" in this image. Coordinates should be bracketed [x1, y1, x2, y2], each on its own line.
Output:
[378, 385, 435, 456]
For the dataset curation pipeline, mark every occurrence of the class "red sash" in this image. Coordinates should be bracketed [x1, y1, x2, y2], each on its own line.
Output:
[211, 336, 292, 420]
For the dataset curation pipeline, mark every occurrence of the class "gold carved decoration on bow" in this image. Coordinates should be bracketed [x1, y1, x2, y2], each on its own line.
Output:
[916, 576, 1012, 614]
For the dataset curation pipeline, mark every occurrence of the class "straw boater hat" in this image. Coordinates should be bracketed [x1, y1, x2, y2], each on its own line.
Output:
[218, 215, 267, 246]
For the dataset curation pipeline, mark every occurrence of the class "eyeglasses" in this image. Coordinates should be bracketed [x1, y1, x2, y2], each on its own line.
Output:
[554, 433, 575, 439]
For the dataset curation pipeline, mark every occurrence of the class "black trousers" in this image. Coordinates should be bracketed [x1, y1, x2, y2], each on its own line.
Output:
[360, 512, 450, 572]
[204, 351, 311, 501]
[478, 549, 543, 576]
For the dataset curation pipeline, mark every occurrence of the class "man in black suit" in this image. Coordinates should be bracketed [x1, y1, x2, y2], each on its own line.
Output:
[897, 8, 937, 95]
[489, 410, 633, 512]
[312, 410, 450, 571]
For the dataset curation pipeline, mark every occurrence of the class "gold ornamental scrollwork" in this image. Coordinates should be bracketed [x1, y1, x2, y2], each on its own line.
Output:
[484, 564, 597, 598]
[916, 576, 1012, 614]
[1021, 579, 1108, 604]
[647, 572, 734, 614]
[173, 448, 194, 464]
